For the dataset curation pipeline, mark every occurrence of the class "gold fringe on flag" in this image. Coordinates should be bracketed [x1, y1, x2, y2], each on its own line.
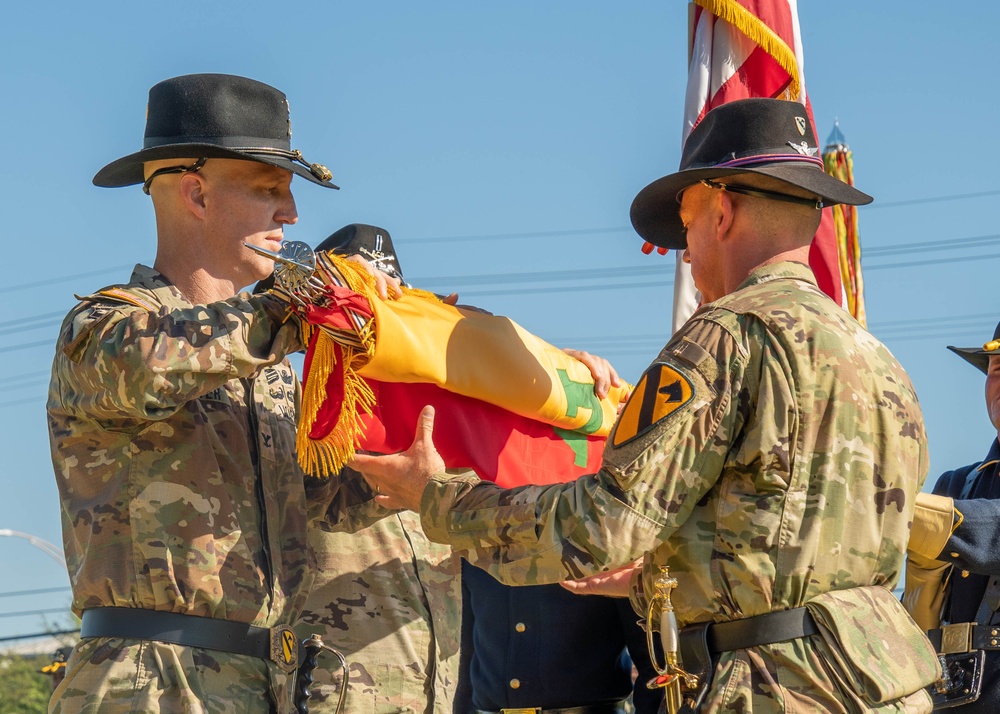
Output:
[693, 0, 801, 101]
[271, 253, 443, 477]
[823, 137, 866, 327]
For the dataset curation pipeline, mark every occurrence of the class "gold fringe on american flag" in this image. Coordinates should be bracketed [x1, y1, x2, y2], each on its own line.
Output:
[823, 121, 866, 327]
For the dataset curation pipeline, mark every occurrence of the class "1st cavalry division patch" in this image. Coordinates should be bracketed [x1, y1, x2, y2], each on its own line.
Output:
[612, 362, 694, 447]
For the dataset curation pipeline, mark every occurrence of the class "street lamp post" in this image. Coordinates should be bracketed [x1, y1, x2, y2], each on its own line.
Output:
[0, 529, 66, 567]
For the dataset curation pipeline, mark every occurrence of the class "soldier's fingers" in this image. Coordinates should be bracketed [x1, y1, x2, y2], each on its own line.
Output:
[350, 452, 387, 478]
[563, 348, 612, 399]
[559, 574, 626, 598]
[558, 561, 639, 597]
[343, 254, 402, 300]
[412, 405, 436, 451]
[442, 292, 459, 305]
[373, 273, 390, 301]
[385, 274, 403, 299]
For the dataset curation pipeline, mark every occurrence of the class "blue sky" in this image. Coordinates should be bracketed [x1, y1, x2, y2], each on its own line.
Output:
[1, 2, 997, 642]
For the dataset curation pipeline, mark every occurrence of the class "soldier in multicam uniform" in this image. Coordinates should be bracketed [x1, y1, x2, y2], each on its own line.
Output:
[290, 225, 463, 714]
[353, 98, 942, 713]
[46, 74, 397, 713]
[297, 511, 461, 714]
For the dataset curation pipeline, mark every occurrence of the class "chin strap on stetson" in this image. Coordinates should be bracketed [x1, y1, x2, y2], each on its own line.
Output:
[294, 634, 350, 714]
[142, 157, 207, 195]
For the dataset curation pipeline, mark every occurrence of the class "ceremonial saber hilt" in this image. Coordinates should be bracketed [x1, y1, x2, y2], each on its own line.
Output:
[645, 566, 699, 714]
[294, 634, 350, 714]
[245, 241, 326, 299]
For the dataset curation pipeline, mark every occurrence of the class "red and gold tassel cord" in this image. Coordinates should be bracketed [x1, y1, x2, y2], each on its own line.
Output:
[272, 253, 383, 476]
[823, 141, 866, 327]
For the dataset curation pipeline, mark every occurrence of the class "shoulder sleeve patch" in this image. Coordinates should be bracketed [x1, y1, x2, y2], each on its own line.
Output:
[611, 362, 695, 447]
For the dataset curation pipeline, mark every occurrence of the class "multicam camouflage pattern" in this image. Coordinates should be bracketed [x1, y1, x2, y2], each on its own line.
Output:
[50, 638, 275, 714]
[47, 265, 385, 713]
[420, 262, 936, 712]
[295, 510, 461, 714]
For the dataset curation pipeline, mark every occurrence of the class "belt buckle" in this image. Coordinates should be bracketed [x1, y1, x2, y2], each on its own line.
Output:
[499, 709, 541, 714]
[940, 622, 975, 655]
[269, 625, 299, 673]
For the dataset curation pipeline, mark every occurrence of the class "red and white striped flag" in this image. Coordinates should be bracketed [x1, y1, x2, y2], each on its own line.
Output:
[672, 0, 842, 330]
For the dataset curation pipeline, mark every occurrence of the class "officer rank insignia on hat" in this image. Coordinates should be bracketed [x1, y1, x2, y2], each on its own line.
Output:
[612, 362, 694, 447]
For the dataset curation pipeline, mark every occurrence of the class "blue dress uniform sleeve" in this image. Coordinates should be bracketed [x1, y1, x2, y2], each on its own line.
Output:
[934, 439, 1000, 576]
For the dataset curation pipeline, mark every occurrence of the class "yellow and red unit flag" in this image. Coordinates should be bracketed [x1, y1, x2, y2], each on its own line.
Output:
[281, 253, 631, 486]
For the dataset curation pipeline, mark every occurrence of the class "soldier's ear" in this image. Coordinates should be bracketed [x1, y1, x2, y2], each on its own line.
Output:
[715, 190, 736, 242]
[178, 172, 208, 219]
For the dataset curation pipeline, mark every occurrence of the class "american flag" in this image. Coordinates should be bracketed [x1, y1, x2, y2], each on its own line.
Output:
[672, 0, 842, 330]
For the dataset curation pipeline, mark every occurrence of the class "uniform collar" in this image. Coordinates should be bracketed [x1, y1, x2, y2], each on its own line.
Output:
[978, 437, 1000, 471]
[127, 263, 192, 305]
[735, 260, 817, 293]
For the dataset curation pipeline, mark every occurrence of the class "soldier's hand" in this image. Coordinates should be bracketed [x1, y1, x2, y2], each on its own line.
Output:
[562, 348, 622, 400]
[345, 254, 403, 300]
[559, 560, 641, 598]
[351, 406, 444, 511]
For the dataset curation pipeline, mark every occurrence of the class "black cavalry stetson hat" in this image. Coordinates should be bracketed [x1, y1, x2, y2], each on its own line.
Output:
[318, 224, 406, 283]
[948, 321, 1000, 374]
[93, 73, 338, 190]
[629, 98, 873, 250]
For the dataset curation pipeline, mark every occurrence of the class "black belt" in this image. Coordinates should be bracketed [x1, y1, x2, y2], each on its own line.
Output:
[80, 607, 300, 673]
[473, 702, 626, 714]
[928, 622, 1000, 654]
[706, 606, 819, 654]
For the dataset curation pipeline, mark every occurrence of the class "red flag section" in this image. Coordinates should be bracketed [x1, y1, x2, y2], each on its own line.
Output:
[358, 380, 605, 487]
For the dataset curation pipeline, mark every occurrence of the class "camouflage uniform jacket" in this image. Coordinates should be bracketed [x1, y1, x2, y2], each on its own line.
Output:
[419, 262, 935, 713]
[295, 510, 461, 714]
[47, 264, 381, 713]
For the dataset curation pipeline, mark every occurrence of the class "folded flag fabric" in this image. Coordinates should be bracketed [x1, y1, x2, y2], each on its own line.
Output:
[359, 380, 608, 487]
[274, 252, 631, 480]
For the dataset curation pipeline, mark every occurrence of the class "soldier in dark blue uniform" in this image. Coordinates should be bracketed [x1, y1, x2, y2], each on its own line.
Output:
[455, 560, 663, 714]
[904, 320, 1000, 711]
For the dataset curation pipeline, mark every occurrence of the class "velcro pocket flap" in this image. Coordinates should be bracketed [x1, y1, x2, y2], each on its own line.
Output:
[806, 585, 941, 704]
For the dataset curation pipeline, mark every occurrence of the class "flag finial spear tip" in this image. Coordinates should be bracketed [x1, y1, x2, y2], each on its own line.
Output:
[824, 118, 848, 151]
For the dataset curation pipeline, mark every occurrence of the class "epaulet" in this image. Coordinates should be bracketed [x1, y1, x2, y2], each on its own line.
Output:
[75, 287, 157, 312]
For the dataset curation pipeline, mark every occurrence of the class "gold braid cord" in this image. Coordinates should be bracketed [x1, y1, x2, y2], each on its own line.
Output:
[823, 147, 866, 327]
